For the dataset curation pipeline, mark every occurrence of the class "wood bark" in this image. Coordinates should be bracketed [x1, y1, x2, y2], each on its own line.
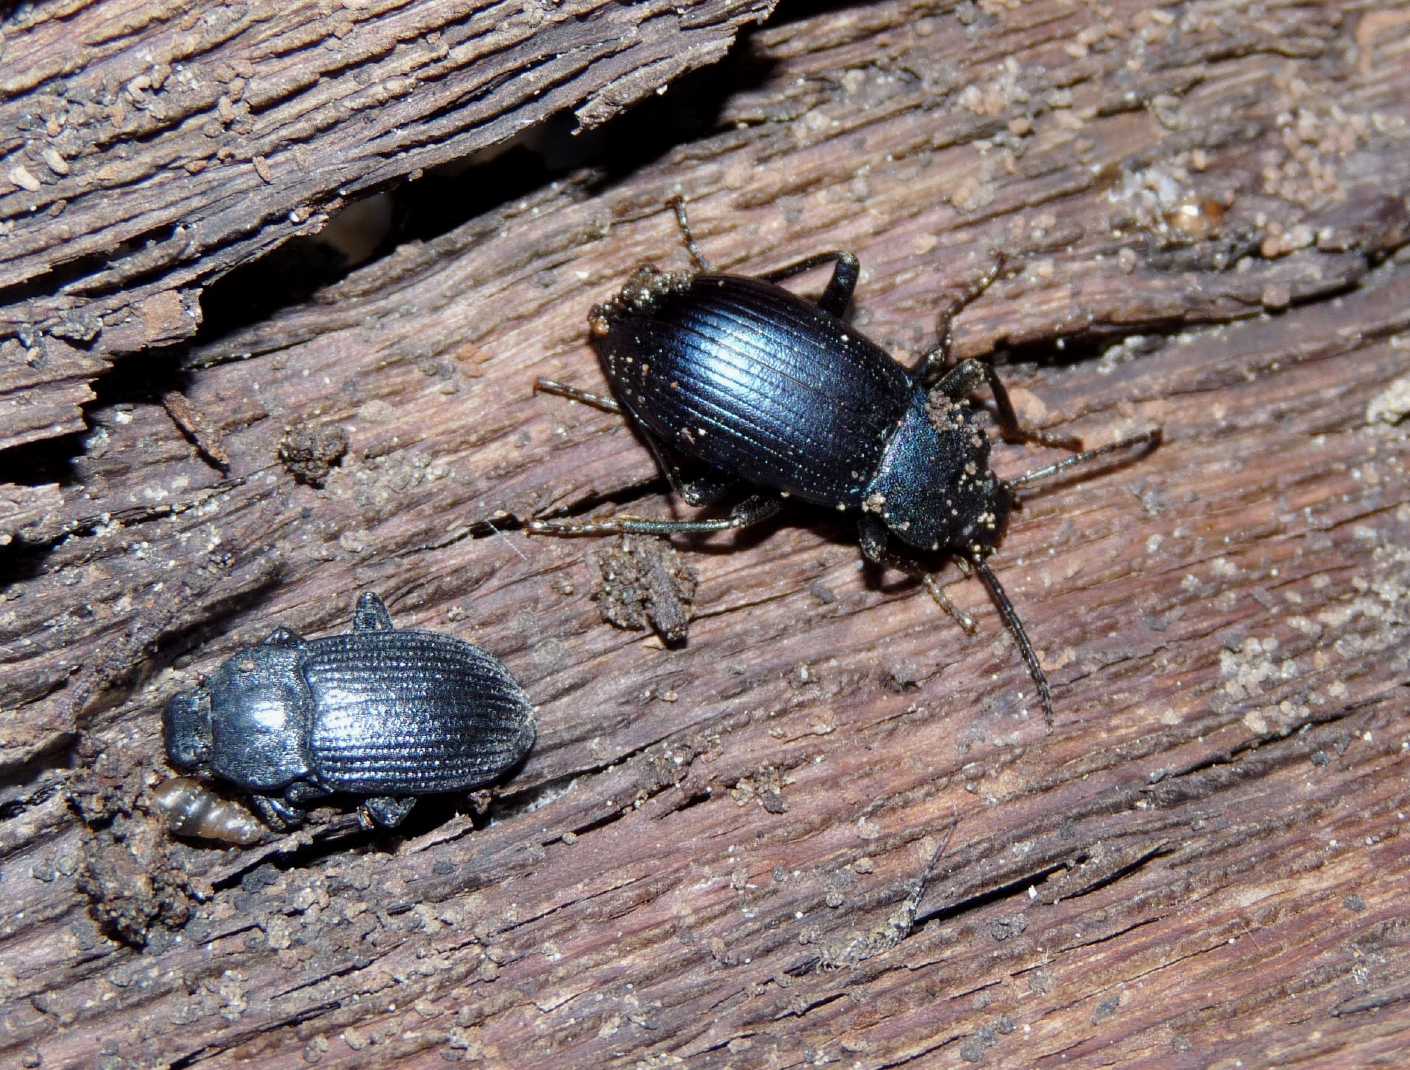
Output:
[4, 1, 1410, 1068]
[0, 0, 776, 452]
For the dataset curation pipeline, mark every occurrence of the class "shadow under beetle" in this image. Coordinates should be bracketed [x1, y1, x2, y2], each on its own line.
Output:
[531, 199, 1159, 726]
[164, 592, 536, 830]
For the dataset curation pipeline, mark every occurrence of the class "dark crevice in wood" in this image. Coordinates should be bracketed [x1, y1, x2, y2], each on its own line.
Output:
[917, 860, 1069, 930]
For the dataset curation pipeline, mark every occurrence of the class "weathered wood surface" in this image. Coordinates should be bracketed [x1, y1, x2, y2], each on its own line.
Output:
[0, 0, 776, 452]
[4, 1, 1410, 1067]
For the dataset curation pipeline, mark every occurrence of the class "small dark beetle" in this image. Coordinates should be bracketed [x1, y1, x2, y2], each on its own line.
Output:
[532, 199, 1158, 725]
[164, 592, 536, 829]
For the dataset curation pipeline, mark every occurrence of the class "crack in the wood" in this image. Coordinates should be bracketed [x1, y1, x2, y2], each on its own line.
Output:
[1050, 914, 1162, 959]
[1331, 982, 1410, 1018]
[270, 960, 374, 1003]
[166, 999, 342, 1070]
[1047, 840, 1175, 904]
[1142, 690, 1394, 793]
[917, 859, 1069, 931]
[771, 988, 850, 1023]
[1082, 933, 1232, 997]
[869, 1031, 964, 1070]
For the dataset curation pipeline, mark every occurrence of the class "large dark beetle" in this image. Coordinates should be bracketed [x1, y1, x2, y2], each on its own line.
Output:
[531, 199, 1158, 725]
[163, 592, 536, 830]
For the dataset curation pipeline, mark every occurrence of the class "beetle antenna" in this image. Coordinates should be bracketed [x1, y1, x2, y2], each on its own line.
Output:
[970, 556, 1054, 729]
[1009, 429, 1161, 491]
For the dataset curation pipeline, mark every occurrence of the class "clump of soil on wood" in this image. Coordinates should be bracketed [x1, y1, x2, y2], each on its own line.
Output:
[591, 534, 698, 644]
[278, 423, 350, 485]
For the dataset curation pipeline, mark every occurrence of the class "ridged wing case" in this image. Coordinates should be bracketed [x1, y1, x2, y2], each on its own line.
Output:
[603, 274, 915, 506]
[301, 631, 535, 795]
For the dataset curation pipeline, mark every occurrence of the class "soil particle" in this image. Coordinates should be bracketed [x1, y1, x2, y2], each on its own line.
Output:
[591, 534, 697, 644]
[279, 423, 350, 486]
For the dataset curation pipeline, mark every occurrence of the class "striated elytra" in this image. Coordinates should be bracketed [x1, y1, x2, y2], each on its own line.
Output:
[163, 592, 536, 830]
[532, 199, 1159, 726]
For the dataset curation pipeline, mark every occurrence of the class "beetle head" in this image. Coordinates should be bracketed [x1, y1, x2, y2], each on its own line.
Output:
[164, 686, 214, 771]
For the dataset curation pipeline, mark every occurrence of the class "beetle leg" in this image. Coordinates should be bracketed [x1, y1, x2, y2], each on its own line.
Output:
[529, 493, 781, 538]
[858, 515, 888, 564]
[858, 518, 978, 634]
[675, 468, 745, 508]
[932, 359, 1083, 451]
[353, 592, 395, 632]
[533, 378, 622, 415]
[260, 626, 305, 648]
[640, 436, 745, 508]
[921, 573, 979, 636]
[913, 254, 1012, 385]
[361, 796, 417, 829]
[758, 251, 860, 318]
[250, 794, 305, 830]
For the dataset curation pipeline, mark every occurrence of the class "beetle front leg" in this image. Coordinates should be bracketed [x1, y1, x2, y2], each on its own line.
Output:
[932, 359, 1082, 451]
[859, 517, 978, 634]
[921, 573, 979, 636]
[913, 254, 1011, 385]
[529, 493, 781, 538]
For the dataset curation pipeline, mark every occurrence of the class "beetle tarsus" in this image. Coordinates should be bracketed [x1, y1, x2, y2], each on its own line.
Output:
[922, 573, 979, 636]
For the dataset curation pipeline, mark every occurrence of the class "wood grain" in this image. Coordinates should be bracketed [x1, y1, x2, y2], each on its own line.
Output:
[0, 0, 776, 450]
[3, 1, 1410, 1067]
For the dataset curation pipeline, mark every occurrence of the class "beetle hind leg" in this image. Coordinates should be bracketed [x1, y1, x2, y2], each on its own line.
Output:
[534, 378, 622, 415]
[529, 493, 781, 539]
